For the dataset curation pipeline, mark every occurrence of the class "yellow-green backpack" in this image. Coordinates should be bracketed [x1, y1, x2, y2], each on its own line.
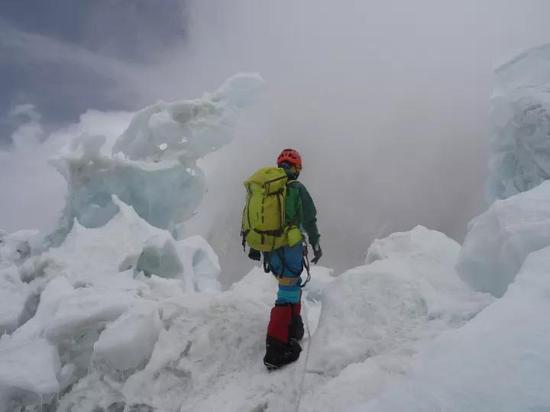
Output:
[241, 167, 289, 252]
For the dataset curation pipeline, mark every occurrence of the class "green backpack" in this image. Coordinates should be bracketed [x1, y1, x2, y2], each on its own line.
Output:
[241, 167, 289, 252]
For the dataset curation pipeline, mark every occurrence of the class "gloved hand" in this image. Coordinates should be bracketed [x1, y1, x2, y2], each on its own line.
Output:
[248, 248, 261, 261]
[311, 243, 322, 264]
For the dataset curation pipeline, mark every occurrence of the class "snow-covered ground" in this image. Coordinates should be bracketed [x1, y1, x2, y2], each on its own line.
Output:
[0, 218, 493, 412]
[356, 244, 550, 412]
[0, 208, 496, 412]
[3, 44, 550, 411]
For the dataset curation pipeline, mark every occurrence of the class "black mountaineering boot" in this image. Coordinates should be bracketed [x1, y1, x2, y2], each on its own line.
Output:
[264, 337, 302, 370]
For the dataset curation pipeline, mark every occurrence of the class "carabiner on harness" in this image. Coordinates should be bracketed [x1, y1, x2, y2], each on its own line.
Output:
[298, 244, 311, 288]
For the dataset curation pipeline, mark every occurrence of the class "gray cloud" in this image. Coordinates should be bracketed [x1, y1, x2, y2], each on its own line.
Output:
[0, 20, 137, 141]
[0, 0, 186, 142]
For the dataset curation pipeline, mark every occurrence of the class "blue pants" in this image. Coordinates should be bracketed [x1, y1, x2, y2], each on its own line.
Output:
[268, 244, 304, 304]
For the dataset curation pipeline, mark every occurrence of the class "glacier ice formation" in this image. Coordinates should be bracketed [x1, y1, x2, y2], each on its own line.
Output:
[48, 73, 264, 246]
[459, 44, 550, 298]
[488, 44, 550, 201]
[0, 73, 261, 412]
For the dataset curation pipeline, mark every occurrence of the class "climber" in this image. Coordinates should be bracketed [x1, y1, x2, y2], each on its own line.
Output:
[241, 148, 322, 370]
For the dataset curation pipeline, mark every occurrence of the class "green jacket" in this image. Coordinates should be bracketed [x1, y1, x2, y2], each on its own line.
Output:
[284, 179, 320, 247]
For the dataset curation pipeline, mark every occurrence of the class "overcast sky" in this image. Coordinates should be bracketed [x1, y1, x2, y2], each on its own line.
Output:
[2, 0, 550, 275]
[0, 0, 186, 142]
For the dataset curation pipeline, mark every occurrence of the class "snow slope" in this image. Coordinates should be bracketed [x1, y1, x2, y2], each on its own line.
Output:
[0, 198, 223, 412]
[300, 226, 491, 412]
[53, 226, 490, 412]
[1, 214, 491, 412]
[458, 180, 550, 297]
[357, 244, 550, 412]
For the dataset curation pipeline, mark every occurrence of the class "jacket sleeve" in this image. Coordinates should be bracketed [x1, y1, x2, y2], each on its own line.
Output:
[296, 182, 320, 247]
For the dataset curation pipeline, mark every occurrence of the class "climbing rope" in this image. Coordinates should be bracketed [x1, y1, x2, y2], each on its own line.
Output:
[300, 248, 312, 288]
[294, 299, 312, 412]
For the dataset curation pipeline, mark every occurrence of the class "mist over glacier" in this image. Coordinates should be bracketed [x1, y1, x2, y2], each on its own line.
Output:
[2, 2, 550, 411]
[4, 0, 550, 277]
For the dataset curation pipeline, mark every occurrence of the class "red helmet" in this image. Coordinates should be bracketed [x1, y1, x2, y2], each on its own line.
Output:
[277, 148, 302, 169]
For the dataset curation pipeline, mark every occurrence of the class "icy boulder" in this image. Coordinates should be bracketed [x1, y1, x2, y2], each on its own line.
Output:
[44, 288, 136, 345]
[49, 73, 264, 244]
[366, 225, 459, 266]
[27, 196, 219, 292]
[457, 180, 550, 297]
[0, 242, 220, 412]
[36, 196, 180, 286]
[308, 226, 491, 377]
[134, 233, 221, 292]
[488, 44, 550, 201]
[12, 276, 75, 342]
[29, 285, 137, 383]
[113, 73, 264, 161]
[0, 338, 61, 412]
[0, 195, 226, 410]
[55, 268, 274, 412]
[93, 303, 162, 374]
[177, 235, 221, 292]
[0, 229, 43, 335]
[0, 266, 32, 335]
[2, 275, 139, 392]
[0, 277, 142, 410]
[50, 135, 205, 241]
[0, 229, 40, 265]
[135, 233, 184, 279]
[358, 245, 550, 412]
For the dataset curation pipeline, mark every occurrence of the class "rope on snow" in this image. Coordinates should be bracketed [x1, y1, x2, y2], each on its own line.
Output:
[294, 300, 312, 412]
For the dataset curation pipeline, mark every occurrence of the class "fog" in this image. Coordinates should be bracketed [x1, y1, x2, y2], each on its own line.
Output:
[175, 0, 550, 278]
[2, 0, 550, 280]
